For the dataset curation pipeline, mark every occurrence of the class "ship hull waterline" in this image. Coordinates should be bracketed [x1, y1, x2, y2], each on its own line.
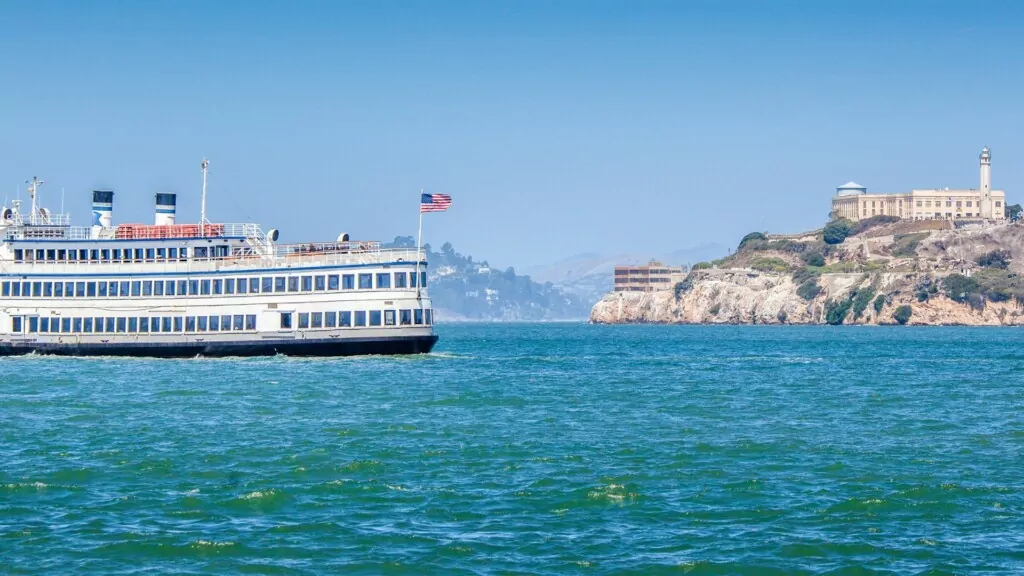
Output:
[0, 334, 439, 358]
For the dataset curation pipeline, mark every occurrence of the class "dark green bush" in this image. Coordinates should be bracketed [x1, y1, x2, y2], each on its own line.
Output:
[873, 294, 885, 313]
[708, 303, 721, 315]
[852, 288, 876, 319]
[794, 278, 819, 301]
[801, 251, 825, 267]
[823, 219, 853, 245]
[792, 267, 821, 285]
[796, 279, 822, 301]
[976, 249, 1011, 269]
[738, 232, 768, 251]
[692, 261, 712, 270]
[893, 305, 912, 325]
[942, 274, 980, 303]
[777, 309, 788, 323]
[825, 296, 854, 325]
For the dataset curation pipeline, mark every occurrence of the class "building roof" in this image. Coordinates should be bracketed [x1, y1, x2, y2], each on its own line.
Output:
[837, 181, 866, 190]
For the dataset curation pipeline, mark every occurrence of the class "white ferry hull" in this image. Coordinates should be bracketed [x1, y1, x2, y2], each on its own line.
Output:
[0, 333, 438, 358]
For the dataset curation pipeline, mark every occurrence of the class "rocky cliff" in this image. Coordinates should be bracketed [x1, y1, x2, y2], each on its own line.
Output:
[591, 220, 1024, 326]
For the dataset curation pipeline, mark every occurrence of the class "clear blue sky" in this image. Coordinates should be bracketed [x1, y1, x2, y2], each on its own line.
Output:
[1, 0, 1022, 268]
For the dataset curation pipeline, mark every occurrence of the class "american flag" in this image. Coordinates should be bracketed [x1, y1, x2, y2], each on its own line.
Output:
[420, 193, 452, 213]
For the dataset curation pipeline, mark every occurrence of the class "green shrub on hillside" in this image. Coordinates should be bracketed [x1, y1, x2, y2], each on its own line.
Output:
[942, 274, 980, 303]
[893, 305, 912, 325]
[738, 232, 768, 251]
[852, 288, 876, 319]
[873, 294, 885, 313]
[976, 249, 1011, 269]
[849, 215, 901, 236]
[750, 257, 789, 273]
[796, 279, 822, 301]
[972, 268, 1024, 303]
[825, 296, 854, 325]
[801, 251, 825, 267]
[792, 266, 820, 284]
[691, 261, 713, 270]
[823, 219, 853, 245]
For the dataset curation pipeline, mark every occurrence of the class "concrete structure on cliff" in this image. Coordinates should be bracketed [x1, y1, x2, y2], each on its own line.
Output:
[613, 261, 686, 292]
[831, 147, 1006, 222]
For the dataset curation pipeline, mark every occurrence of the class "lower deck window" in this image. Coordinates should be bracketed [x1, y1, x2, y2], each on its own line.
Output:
[354, 311, 366, 327]
[384, 310, 396, 326]
[400, 309, 412, 325]
[369, 311, 381, 326]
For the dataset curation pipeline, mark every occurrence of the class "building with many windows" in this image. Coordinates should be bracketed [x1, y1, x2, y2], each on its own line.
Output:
[613, 261, 687, 292]
[831, 147, 1006, 222]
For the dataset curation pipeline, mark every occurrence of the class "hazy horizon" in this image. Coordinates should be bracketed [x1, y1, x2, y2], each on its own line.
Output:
[2, 0, 1022, 270]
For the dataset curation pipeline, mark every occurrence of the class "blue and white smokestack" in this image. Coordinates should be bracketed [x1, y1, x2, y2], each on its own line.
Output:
[155, 192, 176, 226]
[91, 190, 114, 238]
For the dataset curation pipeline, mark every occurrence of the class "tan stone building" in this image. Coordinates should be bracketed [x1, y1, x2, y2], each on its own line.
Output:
[831, 147, 1006, 222]
[613, 261, 687, 292]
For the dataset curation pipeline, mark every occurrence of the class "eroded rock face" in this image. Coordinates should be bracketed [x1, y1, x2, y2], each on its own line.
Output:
[590, 269, 1024, 326]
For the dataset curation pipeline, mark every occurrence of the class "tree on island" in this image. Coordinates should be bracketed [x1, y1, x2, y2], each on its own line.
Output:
[1005, 204, 1023, 222]
[823, 219, 853, 245]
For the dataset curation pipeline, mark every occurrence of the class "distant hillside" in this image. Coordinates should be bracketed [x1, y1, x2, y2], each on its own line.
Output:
[525, 243, 728, 305]
[386, 237, 590, 321]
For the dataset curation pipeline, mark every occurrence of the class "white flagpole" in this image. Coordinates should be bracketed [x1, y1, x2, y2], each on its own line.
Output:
[416, 189, 423, 299]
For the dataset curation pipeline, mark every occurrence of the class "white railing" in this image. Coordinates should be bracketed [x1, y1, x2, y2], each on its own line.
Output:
[1, 222, 268, 242]
[0, 247, 427, 275]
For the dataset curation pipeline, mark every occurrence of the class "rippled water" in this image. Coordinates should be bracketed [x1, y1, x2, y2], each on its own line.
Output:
[2, 324, 1024, 574]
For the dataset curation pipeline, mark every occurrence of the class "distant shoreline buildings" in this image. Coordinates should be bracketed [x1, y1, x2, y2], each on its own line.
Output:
[831, 147, 1006, 222]
[613, 261, 687, 292]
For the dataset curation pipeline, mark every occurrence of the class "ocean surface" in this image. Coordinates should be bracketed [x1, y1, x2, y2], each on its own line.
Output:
[2, 324, 1024, 575]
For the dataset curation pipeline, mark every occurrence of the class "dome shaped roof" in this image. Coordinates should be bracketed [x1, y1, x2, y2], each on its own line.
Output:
[836, 181, 866, 196]
[837, 181, 866, 190]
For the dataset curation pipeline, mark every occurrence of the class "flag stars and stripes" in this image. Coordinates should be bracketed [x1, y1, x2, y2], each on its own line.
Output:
[420, 193, 452, 213]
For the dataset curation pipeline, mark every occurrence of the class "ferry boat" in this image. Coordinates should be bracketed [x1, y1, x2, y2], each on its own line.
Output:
[0, 163, 438, 357]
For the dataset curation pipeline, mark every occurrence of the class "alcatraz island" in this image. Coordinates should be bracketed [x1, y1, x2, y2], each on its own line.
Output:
[592, 146, 1024, 326]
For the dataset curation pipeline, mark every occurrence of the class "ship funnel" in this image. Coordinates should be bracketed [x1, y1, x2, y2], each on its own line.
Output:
[155, 192, 177, 225]
[91, 190, 114, 238]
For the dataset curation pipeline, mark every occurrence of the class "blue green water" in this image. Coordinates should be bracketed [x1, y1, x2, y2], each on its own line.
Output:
[2, 325, 1024, 574]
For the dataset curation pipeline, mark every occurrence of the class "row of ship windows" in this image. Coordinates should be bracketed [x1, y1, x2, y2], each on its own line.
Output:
[280, 309, 432, 329]
[13, 245, 233, 263]
[0, 271, 427, 299]
[11, 309, 433, 334]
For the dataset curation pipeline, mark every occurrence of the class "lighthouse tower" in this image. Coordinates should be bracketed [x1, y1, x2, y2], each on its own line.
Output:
[979, 146, 993, 219]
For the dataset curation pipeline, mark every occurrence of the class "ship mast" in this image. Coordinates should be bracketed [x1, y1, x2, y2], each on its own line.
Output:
[200, 158, 209, 236]
[26, 176, 43, 219]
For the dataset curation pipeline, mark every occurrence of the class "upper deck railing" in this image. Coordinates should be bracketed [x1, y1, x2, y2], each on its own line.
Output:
[1, 222, 268, 242]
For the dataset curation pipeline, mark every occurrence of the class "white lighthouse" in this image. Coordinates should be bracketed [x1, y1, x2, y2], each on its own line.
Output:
[979, 146, 993, 219]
